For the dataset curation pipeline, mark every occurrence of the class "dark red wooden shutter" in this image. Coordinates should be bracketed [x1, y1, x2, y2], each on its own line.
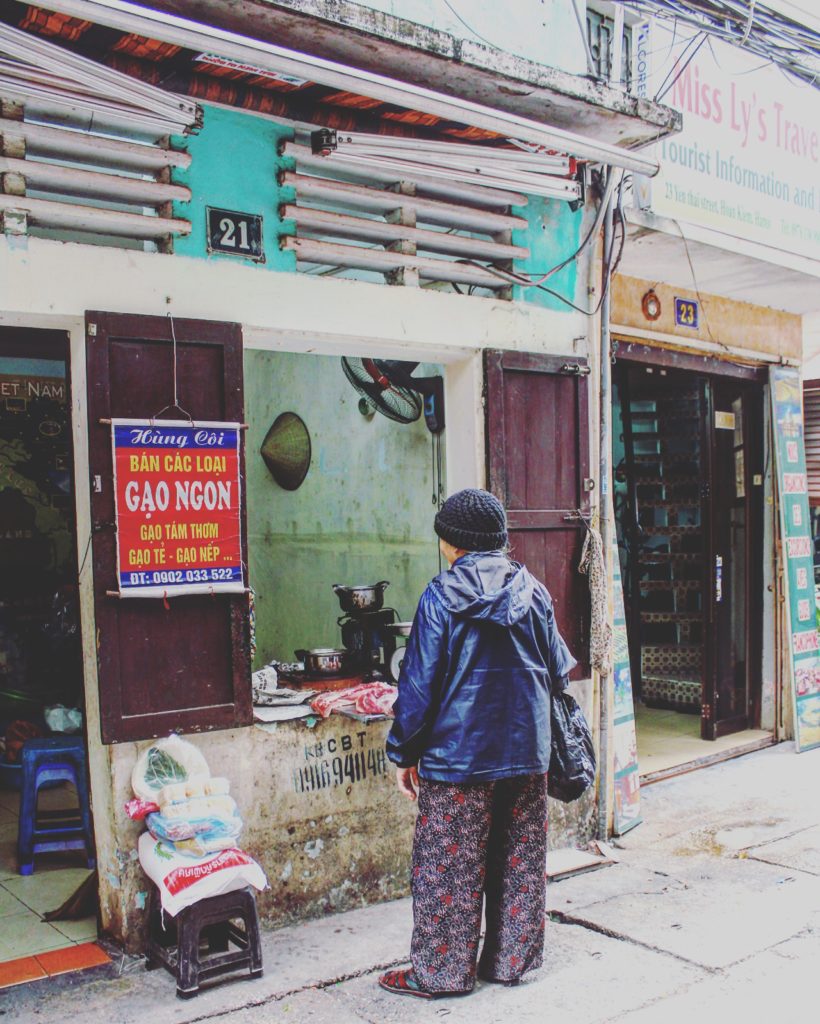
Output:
[804, 382, 820, 504]
[485, 350, 591, 675]
[87, 312, 251, 743]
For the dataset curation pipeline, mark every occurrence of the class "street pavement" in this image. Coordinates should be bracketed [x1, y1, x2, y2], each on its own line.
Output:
[4, 740, 819, 1023]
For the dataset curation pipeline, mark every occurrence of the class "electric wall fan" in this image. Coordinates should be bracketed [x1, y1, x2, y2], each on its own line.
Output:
[341, 357, 445, 433]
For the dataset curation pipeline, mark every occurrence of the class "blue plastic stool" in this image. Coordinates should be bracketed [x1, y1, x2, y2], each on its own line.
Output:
[17, 737, 95, 876]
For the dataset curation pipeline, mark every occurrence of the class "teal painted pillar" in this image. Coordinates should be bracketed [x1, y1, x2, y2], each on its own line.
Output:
[171, 103, 296, 271]
[511, 196, 583, 312]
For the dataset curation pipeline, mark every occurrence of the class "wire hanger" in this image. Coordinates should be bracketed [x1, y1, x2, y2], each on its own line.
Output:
[151, 313, 193, 424]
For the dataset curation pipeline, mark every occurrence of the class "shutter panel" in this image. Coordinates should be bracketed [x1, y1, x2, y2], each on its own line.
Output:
[485, 350, 591, 676]
[87, 312, 251, 743]
[804, 383, 820, 504]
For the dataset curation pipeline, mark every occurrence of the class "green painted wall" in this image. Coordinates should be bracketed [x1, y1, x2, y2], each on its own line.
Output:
[244, 349, 443, 667]
[169, 105, 587, 310]
[171, 103, 296, 270]
[511, 195, 583, 312]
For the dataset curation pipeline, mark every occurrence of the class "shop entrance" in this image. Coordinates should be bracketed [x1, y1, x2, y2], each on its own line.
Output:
[614, 351, 770, 777]
[0, 327, 97, 965]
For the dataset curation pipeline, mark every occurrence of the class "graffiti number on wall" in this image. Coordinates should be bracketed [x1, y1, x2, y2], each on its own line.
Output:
[293, 731, 387, 793]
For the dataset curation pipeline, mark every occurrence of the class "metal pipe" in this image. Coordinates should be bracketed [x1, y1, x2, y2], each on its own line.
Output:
[281, 173, 527, 233]
[319, 149, 581, 202]
[282, 236, 508, 288]
[0, 20, 198, 125]
[0, 77, 190, 137]
[330, 132, 571, 173]
[37, 0, 662, 176]
[0, 156, 191, 205]
[597, 174, 615, 842]
[284, 143, 525, 208]
[0, 117, 192, 171]
[0, 193, 190, 238]
[283, 205, 530, 261]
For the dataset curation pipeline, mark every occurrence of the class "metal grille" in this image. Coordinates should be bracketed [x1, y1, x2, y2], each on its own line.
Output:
[587, 8, 633, 89]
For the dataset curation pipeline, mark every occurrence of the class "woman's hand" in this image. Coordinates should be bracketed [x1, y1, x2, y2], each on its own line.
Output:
[396, 766, 420, 801]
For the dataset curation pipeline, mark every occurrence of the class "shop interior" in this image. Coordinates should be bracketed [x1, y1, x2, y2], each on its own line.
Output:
[0, 327, 97, 966]
[613, 359, 771, 779]
[610, 360, 769, 774]
[245, 348, 446, 692]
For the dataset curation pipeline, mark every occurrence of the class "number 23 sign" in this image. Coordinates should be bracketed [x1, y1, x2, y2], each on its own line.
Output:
[674, 296, 699, 329]
[206, 207, 264, 262]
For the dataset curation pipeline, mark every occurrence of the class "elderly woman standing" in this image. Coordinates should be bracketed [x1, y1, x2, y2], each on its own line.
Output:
[380, 488, 576, 999]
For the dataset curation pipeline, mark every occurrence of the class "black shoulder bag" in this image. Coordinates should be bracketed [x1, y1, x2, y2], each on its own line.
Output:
[548, 688, 596, 803]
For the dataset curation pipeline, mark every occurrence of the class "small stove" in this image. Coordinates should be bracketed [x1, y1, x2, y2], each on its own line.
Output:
[338, 607, 398, 675]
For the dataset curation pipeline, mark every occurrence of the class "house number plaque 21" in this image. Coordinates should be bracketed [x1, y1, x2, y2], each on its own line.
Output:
[206, 207, 264, 261]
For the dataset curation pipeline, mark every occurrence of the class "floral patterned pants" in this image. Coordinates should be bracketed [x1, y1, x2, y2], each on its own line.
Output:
[410, 773, 548, 993]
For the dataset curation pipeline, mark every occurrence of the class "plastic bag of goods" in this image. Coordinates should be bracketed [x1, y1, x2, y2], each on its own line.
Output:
[138, 831, 267, 916]
[131, 735, 210, 802]
[146, 802, 243, 859]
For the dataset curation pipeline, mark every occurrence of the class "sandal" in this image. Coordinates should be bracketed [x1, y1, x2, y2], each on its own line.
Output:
[378, 968, 433, 999]
[378, 968, 471, 999]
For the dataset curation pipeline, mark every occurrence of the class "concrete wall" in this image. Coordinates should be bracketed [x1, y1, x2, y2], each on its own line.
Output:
[298, 0, 587, 74]
[512, 195, 583, 312]
[171, 105, 296, 272]
[244, 348, 442, 667]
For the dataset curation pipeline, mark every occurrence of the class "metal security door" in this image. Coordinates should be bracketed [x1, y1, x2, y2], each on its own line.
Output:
[703, 380, 763, 739]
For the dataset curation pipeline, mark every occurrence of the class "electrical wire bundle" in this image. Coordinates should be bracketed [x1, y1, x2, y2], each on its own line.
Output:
[618, 0, 820, 89]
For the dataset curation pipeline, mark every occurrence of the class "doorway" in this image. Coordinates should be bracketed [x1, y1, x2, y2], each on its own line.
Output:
[0, 327, 97, 965]
[613, 354, 771, 777]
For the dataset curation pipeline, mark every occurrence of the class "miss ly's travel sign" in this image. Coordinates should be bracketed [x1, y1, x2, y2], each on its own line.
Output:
[111, 420, 244, 598]
[637, 21, 820, 260]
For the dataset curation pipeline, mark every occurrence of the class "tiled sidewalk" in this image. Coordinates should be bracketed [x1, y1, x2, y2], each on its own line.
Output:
[0, 785, 98, 968]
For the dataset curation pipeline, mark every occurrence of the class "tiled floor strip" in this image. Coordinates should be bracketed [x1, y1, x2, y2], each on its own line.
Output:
[0, 943, 110, 989]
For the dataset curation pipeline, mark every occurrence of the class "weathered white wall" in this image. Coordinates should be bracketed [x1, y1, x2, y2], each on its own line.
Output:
[291, 0, 587, 73]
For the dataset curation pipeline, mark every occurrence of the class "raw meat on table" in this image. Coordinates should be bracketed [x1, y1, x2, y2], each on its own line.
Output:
[310, 681, 397, 719]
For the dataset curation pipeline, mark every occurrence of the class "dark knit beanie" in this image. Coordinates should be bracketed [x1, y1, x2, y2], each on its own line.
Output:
[434, 488, 508, 552]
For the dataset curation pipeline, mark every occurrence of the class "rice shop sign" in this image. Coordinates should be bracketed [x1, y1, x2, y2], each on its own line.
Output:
[111, 420, 244, 598]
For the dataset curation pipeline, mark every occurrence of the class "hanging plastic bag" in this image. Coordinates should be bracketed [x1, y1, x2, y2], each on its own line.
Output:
[44, 705, 83, 734]
[548, 691, 596, 803]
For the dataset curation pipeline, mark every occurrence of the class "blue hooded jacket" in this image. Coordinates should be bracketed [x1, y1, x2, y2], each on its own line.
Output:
[386, 550, 577, 783]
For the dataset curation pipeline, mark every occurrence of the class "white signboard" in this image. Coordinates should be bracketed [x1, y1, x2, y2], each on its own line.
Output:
[642, 21, 820, 261]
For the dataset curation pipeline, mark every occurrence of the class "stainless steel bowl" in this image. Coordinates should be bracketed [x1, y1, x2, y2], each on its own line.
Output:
[294, 648, 349, 676]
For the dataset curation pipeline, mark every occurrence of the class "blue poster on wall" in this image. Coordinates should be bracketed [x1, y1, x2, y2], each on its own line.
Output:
[770, 366, 820, 752]
[612, 536, 642, 835]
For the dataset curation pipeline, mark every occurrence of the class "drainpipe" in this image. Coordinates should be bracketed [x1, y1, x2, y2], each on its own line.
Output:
[597, 172, 615, 842]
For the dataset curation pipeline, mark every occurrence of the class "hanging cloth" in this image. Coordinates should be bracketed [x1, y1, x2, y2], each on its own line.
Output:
[578, 523, 612, 675]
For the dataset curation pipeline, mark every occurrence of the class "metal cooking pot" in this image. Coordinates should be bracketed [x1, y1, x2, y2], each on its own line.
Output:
[332, 581, 390, 614]
[294, 647, 349, 676]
